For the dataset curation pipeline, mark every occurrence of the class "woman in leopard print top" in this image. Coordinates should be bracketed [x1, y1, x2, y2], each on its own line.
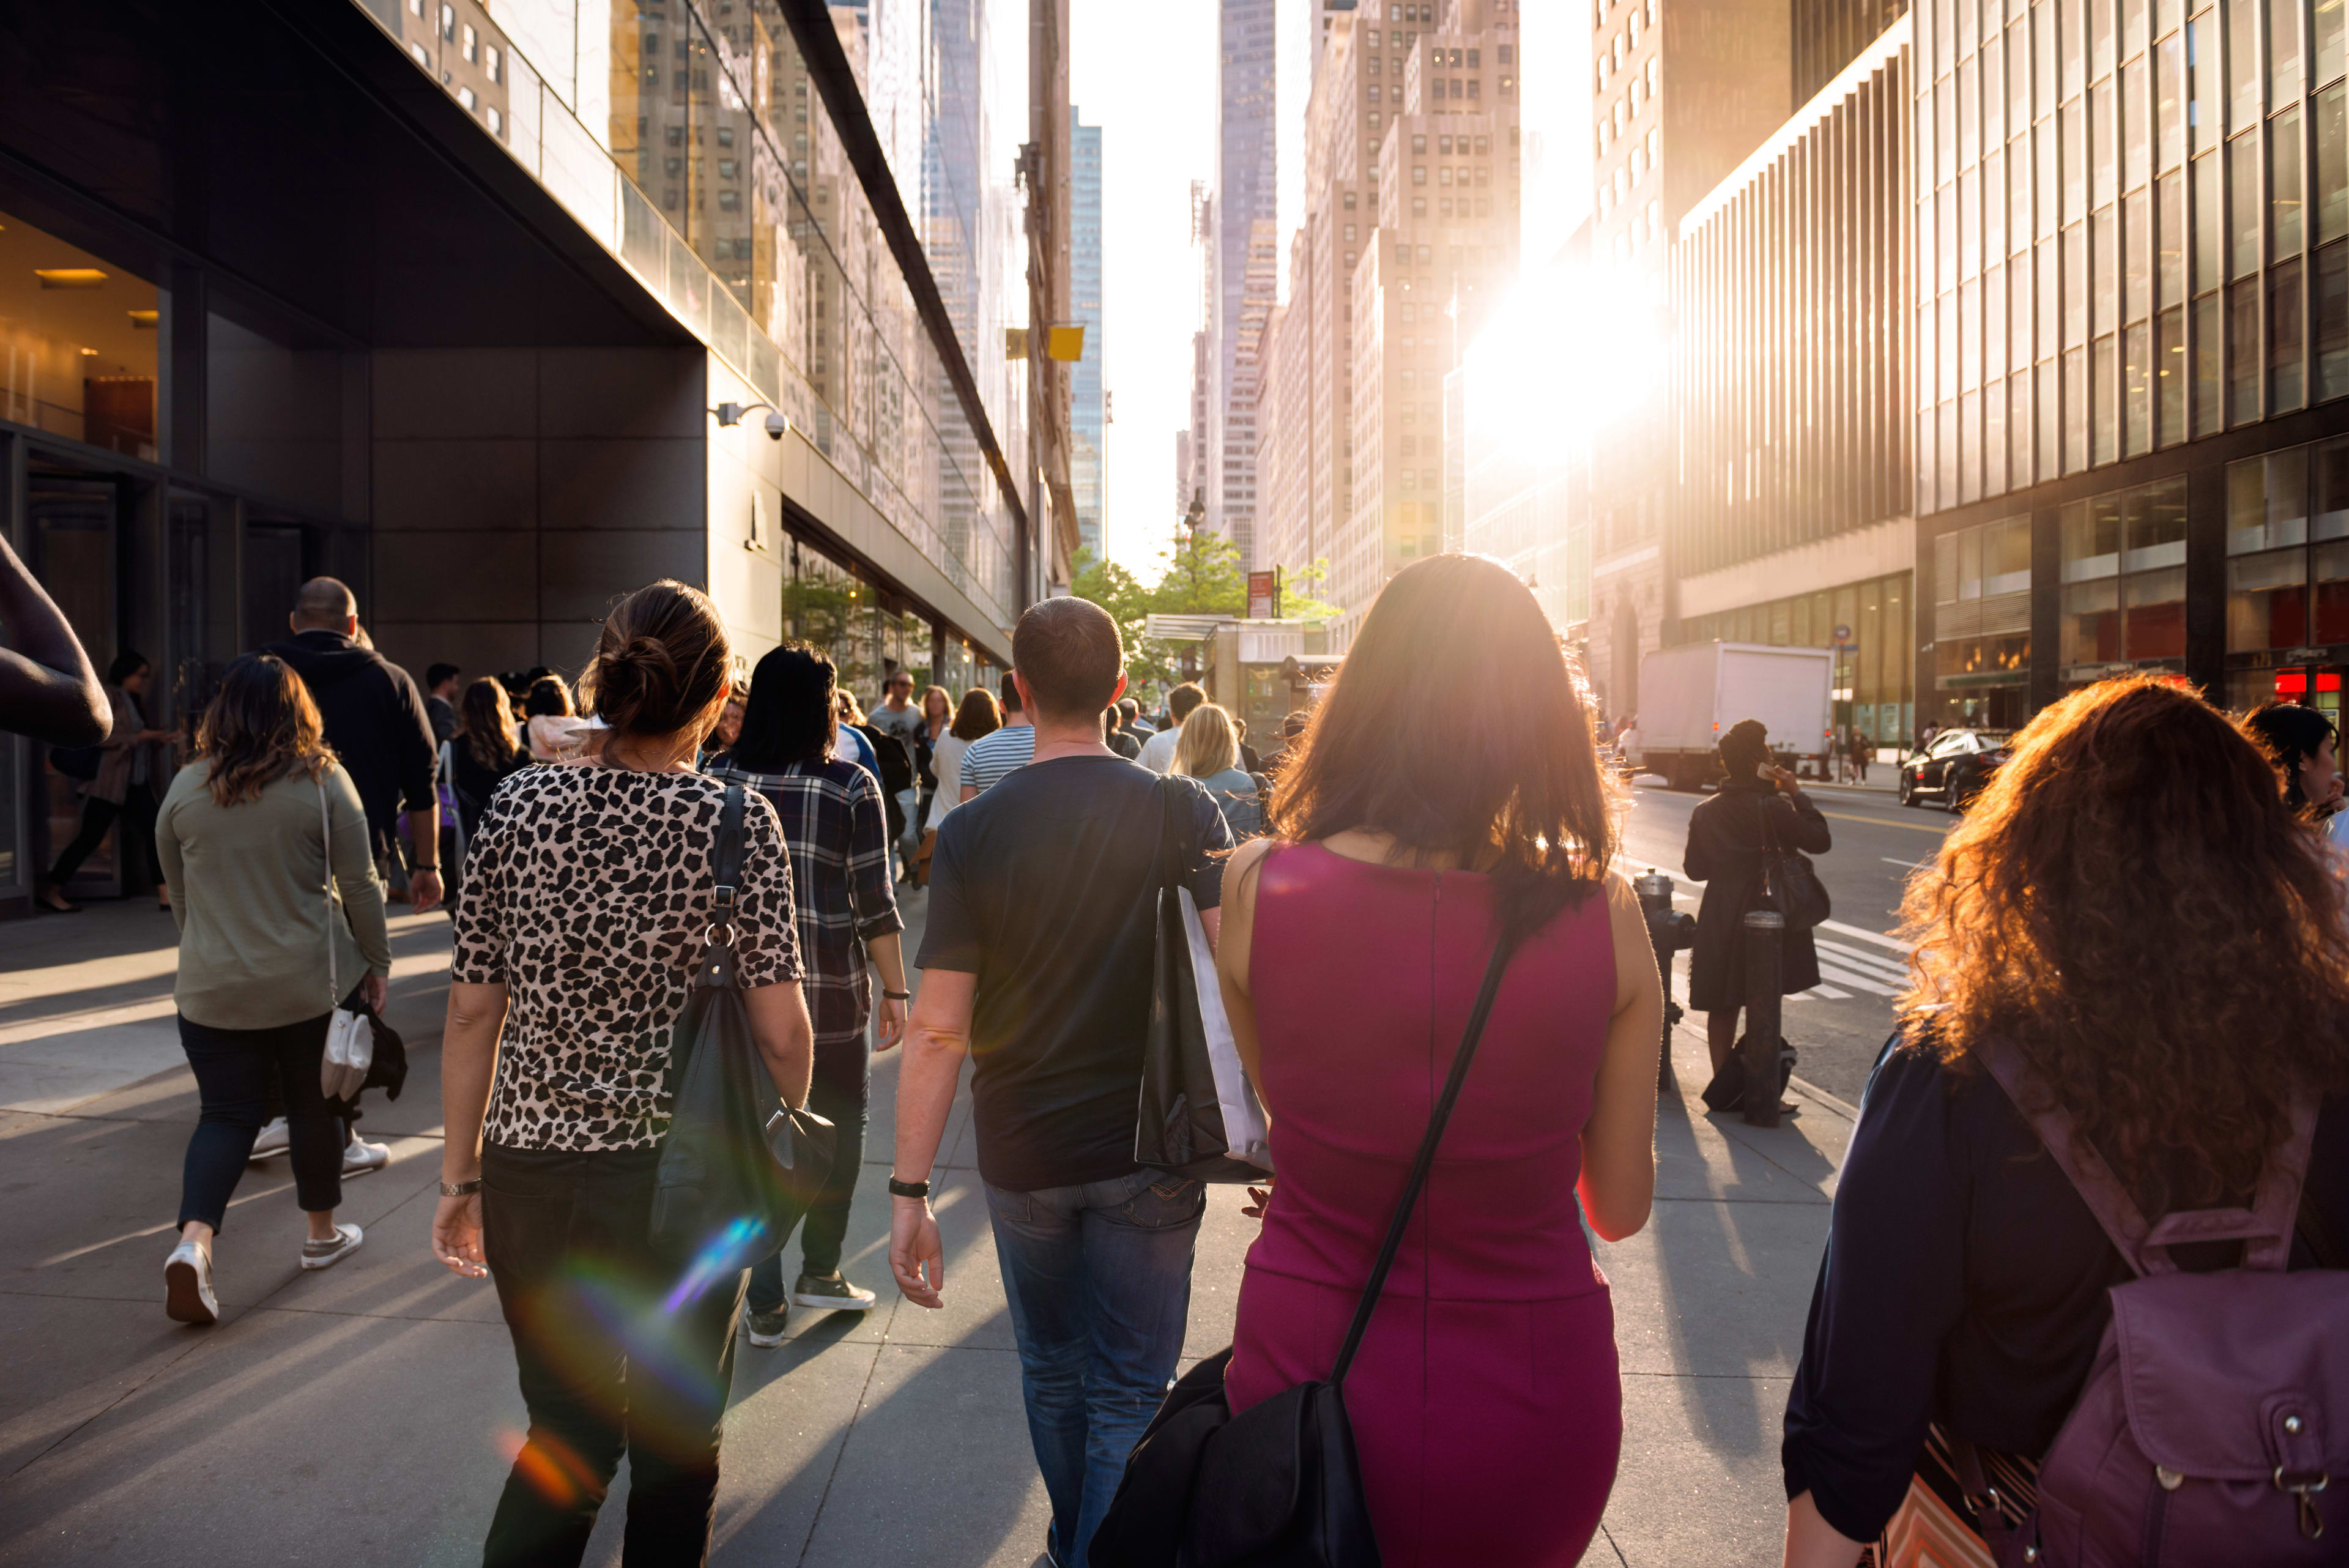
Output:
[432, 581, 815, 1567]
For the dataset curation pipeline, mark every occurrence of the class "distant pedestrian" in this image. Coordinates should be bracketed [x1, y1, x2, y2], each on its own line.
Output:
[1260, 708, 1310, 776]
[2243, 700, 2342, 822]
[433, 580, 812, 1567]
[425, 663, 462, 744]
[699, 686, 746, 768]
[1104, 706, 1141, 759]
[37, 650, 176, 913]
[1173, 701, 1266, 838]
[1116, 695, 1152, 743]
[155, 654, 387, 1323]
[842, 690, 915, 852]
[1782, 675, 2349, 1563]
[1138, 681, 1205, 773]
[894, 597, 1231, 1568]
[1232, 715, 1263, 774]
[870, 669, 925, 754]
[0, 527, 106, 748]
[1683, 719, 1832, 1077]
[522, 674, 593, 761]
[710, 643, 909, 1344]
[265, 578, 442, 913]
[929, 688, 999, 830]
[1847, 724, 1871, 784]
[829, 689, 880, 778]
[913, 683, 953, 831]
[448, 678, 529, 841]
[1212, 554, 1660, 1566]
[956, 671, 1036, 800]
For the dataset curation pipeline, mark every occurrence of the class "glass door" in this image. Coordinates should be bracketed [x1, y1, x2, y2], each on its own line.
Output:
[28, 469, 123, 897]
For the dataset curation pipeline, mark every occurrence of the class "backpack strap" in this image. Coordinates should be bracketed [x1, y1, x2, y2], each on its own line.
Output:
[1980, 1039, 2317, 1276]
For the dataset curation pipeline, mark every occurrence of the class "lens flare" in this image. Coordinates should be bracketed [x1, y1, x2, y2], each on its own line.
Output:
[662, 1216, 768, 1313]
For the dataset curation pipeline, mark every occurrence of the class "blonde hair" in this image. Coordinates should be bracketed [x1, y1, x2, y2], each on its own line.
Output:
[1175, 702, 1241, 778]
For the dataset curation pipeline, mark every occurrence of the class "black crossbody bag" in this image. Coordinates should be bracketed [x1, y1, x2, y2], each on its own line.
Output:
[1090, 934, 1519, 1568]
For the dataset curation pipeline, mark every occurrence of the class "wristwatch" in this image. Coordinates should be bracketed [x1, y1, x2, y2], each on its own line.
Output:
[882, 987, 912, 1001]
[440, 1178, 483, 1197]
[888, 1176, 931, 1199]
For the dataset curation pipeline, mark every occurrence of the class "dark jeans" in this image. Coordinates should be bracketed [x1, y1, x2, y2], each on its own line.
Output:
[48, 782, 161, 891]
[985, 1170, 1205, 1568]
[746, 1022, 871, 1311]
[176, 1011, 344, 1231]
[480, 1142, 746, 1568]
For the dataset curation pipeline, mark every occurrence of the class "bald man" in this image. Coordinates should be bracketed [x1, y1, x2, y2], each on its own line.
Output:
[264, 578, 442, 913]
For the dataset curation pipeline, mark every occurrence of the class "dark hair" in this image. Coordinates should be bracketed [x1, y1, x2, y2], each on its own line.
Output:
[2243, 700, 2338, 814]
[1119, 697, 1140, 721]
[999, 671, 1023, 712]
[1011, 598, 1123, 719]
[426, 662, 462, 691]
[460, 677, 520, 772]
[1268, 554, 1618, 942]
[1902, 675, 2349, 1211]
[199, 653, 332, 807]
[1718, 719, 1769, 778]
[106, 650, 149, 686]
[523, 677, 573, 719]
[731, 642, 839, 770]
[1168, 682, 1206, 724]
[952, 687, 1003, 741]
[1282, 709, 1310, 741]
[579, 580, 731, 739]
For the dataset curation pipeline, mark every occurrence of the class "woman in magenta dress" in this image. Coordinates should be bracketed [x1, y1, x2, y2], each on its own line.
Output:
[1215, 554, 1664, 1567]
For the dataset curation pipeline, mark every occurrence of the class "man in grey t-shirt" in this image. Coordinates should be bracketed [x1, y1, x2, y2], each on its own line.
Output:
[871, 669, 925, 751]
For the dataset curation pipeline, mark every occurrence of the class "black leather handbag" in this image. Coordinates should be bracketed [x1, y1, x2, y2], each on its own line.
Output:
[1089, 935, 1518, 1568]
[1760, 807, 1830, 931]
[649, 785, 836, 1269]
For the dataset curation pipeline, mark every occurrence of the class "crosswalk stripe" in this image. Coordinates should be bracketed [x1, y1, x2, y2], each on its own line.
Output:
[1793, 983, 1852, 1001]
[1811, 938, 1911, 981]
[1814, 959, 1901, 996]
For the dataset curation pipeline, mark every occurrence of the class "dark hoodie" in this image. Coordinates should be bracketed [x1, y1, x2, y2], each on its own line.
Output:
[265, 630, 438, 849]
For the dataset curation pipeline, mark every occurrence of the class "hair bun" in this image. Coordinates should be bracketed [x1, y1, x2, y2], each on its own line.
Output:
[582, 580, 731, 737]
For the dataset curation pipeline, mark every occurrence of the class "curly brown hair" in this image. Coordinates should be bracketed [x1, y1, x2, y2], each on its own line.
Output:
[199, 654, 333, 807]
[1898, 674, 2349, 1210]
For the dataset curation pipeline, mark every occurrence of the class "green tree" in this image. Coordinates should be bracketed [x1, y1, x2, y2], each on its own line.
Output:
[1071, 537, 1347, 699]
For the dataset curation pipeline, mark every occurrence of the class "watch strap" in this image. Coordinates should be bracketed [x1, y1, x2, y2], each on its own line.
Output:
[440, 1178, 483, 1197]
[888, 1176, 931, 1199]
[882, 987, 912, 1001]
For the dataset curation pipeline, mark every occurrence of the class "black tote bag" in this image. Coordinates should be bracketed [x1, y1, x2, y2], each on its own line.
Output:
[1134, 778, 1272, 1183]
[1091, 935, 1518, 1568]
[649, 785, 837, 1269]
[1760, 806, 1830, 931]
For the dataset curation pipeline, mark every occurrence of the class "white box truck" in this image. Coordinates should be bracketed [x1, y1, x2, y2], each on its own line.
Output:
[1632, 642, 1837, 790]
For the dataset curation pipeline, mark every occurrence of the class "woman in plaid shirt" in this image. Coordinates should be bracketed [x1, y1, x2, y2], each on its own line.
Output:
[708, 642, 910, 1339]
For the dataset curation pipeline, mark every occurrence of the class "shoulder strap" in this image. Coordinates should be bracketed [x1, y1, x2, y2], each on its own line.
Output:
[1330, 932, 1516, 1386]
[1157, 775, 1190, 893]
[711, 785, 748, 915]
[315, 775, 338, 1008]
[1980, 1039, 2317, 1276]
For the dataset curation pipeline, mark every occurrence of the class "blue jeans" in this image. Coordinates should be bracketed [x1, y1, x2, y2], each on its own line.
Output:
[985, 1169, 1204, 1568]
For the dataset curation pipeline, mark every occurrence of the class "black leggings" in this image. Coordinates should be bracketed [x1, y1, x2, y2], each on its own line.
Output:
[481, 1142, 745, 1568]
[177, 1011, 345, 1232]
[48, 782, 161, 891]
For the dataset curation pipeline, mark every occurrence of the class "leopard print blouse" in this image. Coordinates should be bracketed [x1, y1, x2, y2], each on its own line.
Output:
[451, 764, 801, 1151]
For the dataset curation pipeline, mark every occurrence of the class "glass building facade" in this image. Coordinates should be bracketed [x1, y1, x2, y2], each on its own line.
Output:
[1915, 0, 2349, 723]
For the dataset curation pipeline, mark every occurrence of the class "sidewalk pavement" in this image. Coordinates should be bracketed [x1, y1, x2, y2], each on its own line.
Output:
[0, 896, 1849, 1567]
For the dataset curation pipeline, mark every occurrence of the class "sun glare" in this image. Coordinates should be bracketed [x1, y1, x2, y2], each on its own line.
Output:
[1464, 260, 1669, 469]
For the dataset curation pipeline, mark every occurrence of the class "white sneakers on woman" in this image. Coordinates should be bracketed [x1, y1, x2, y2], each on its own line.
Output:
[163, 1238, 218, 1325]
[247, 1119, 390, 1177]
[299, 1223, 364, 1271]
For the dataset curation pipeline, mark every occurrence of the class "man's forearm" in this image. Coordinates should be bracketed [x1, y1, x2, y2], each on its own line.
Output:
[406, 807, 439, 867]
[894, 1029, 965, 1181]
[866, 932, 908, 995]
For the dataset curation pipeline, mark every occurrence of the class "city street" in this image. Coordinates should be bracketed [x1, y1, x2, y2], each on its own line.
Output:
[1619, 776, 1958, 1105]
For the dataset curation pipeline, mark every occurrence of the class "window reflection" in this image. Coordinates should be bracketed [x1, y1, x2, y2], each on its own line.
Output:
[0, 209, 159, 458]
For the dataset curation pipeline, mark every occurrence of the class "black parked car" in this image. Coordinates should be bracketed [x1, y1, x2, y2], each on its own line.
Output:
[1899, 728, 2013, 809]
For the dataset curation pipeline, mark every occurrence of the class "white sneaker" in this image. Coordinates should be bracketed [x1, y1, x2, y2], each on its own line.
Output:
[341, 1138, 390, 1177]
[300, 1222, 363, 1271]
[248, 1118, 289, 1161]
[164, 1237, 218, 1325]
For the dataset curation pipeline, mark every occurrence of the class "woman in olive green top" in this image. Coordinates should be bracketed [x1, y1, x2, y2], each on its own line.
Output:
[153, 653, 392, 1325]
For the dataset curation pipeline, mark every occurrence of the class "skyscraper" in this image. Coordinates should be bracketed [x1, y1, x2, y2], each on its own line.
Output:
[1211, 0, 1279, 568]
[1072, 113, 1105, 562]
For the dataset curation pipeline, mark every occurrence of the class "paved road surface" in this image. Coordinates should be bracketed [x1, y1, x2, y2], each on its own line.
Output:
[1618, 778, 1961, 1105]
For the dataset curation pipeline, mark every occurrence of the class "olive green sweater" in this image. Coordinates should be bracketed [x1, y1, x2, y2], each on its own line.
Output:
[156, 761, 393, 1031]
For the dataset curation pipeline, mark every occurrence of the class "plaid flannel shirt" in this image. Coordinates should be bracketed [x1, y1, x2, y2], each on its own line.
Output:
[706, 756, 904, 1046]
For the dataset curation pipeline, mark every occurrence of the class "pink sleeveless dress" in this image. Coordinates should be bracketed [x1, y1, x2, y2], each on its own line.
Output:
[1225, 844, 1622, 1566]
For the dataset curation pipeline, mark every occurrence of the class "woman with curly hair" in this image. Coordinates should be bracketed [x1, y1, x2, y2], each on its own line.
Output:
[1780, 675, 2349, 1566]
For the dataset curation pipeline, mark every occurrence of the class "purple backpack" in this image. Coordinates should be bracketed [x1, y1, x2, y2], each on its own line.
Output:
[1971, 1042, 2347, 1566]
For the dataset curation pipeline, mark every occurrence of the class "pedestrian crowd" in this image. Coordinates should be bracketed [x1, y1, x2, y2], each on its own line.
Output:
[0, 538, 2345, 1568]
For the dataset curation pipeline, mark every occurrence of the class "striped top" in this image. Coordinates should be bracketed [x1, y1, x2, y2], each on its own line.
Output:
[957, 723, 1036, 797]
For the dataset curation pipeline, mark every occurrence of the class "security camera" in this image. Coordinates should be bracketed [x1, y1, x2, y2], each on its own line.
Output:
[763, 411, 789, 440]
